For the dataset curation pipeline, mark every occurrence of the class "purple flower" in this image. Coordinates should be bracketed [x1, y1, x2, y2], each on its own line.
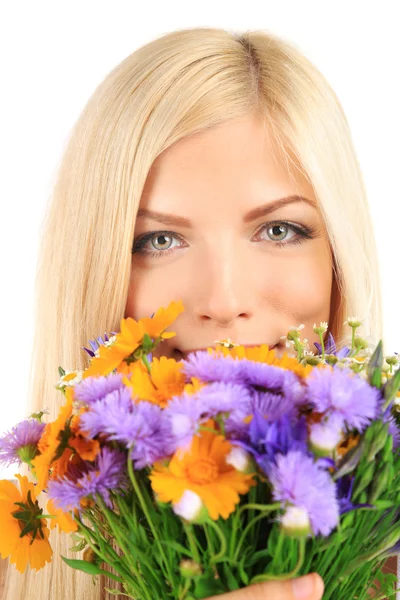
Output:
[382, 404, 400, 450]
[314, 333, 351, 358]
[251, 413, 309, 467]
[336, 475, 374, 515]
[306, 366, 380, 432]
[82, 332, 118, 358]
[73, 373, 124, 405]
[163, 393, 207, 451]
[48, 447, 127, 512]
[79, 388, 171, 468]
[269, 450, 340, 536]
[0, 419, 45, 467]
[182, 352, 243, 383]
[237, 362, 306, 406]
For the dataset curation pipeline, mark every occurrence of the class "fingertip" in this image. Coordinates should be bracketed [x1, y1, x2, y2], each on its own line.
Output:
[313, 572, 325, 598]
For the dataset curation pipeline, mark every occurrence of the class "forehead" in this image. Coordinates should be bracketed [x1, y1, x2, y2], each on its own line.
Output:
[139, 114, 316, 216]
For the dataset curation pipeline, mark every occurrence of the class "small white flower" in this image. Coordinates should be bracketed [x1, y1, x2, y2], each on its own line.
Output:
[173, 490, 204, 522]
[104, 335, 118, 347]
[344, 316, 363, 328]
[55, 370, 83, 389]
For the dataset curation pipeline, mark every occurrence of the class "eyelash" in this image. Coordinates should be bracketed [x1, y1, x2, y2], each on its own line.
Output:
[131, 221, 318, 259]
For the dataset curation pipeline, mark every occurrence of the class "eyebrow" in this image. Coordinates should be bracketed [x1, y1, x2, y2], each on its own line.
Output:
[136, 195, 317, 227]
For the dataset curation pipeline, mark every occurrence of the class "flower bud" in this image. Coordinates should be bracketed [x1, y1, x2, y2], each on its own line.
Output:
[179, 559, 203, 578]
[281, 506, 311, 537]
[172, 490, 208, 523]
[225, 447, 255, 473]
[309, 423, 342, 457]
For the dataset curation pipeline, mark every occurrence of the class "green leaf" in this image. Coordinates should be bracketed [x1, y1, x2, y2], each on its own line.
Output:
[194, 576, 226, 598]
[367, 340, 384, 386]
[160, 540, 193, 558]
[104, 589, 133, 597]
[223, 564, 240, 591]
[60, 556, 123, 582]
[383, 367, 400, 403]
[58, 366, 66, 377]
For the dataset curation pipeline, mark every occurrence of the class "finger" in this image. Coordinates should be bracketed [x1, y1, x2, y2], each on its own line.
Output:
[204, 573, 325, 600]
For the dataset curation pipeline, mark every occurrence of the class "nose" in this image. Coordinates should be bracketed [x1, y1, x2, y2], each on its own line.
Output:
[193, 244, 255, 327]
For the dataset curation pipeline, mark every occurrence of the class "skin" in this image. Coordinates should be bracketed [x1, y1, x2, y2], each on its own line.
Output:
[124, 113, 331, 599]
[125, 113, 333, 360]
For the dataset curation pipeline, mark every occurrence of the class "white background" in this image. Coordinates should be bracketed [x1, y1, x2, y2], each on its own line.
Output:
[0, 1, 399, 480]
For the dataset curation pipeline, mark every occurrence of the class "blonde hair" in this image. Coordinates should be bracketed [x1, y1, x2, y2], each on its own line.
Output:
[3, 26, 384, 600]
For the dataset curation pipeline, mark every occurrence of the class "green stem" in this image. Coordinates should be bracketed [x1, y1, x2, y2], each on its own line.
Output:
[76, 517, 137, 587]
[183, 521, 201, 564]
[231, 503, 281, 564]
[141, 354, 152, 374]
[127, 458, 174, 585]
[271, 529, 285, 570]
[95, 495, 150, 597]
[319, 331, 325, 361]
[206, 520, 227, 564]
[179, 578, 192, 600]
[249, 536, 306, 584]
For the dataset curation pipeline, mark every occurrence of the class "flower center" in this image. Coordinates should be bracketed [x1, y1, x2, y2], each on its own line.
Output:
[186, 458, 218, 485]
[12, 490, 46, 542]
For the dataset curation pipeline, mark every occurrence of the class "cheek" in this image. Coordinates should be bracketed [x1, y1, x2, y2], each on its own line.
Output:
[265, 248, 332, 323]
[124, 263, 182, 320]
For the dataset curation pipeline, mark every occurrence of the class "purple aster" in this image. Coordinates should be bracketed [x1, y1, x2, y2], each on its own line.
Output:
[73, 372, 124, 405]
[79, 388, 171, 468]
[195, 381, 251, 416]
[82, 331, 118, 358]
[163, 393, 207, 451]
[305, 366, 380, 432]
[182, 352, 243, 383]
[314, 333, 351, 358]
[237, 362, 306, 406]
[0, 419, 45, 467]
[224, 389, 299, 441]
[269, 450, 340, 536]
[47, 447, 127, 512]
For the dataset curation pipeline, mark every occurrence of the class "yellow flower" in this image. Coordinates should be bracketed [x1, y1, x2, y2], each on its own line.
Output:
[46, 498, 78, 533]
[149, 420, 255, 520]
[83, 300, 184, 379]
[123, 357, 186, 408]
[0, 474, 52, 572]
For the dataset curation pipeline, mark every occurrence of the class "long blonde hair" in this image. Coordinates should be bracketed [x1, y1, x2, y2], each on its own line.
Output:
[3, 26, 383, 600]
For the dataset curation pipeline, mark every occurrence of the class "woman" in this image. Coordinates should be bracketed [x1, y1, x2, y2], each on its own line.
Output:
[2, 27, 385, 600]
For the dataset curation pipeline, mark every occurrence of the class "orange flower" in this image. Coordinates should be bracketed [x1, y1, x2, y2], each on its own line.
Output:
[46, 498, 78, 533]
[83, 300, 184, 379]
[32, 388, 74, 493]
[0, 474, 53, 572]
[138, 300, 184, 340]
[149, 420, 255, 520]
[123, 357, 186, 408]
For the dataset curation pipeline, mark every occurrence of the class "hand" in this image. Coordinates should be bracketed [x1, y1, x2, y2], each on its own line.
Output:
[205, 573, 324, 599]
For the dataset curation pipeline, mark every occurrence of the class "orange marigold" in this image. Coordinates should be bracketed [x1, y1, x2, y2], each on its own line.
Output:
[149, 420, 255, 520]
[0, 474, 52, 572]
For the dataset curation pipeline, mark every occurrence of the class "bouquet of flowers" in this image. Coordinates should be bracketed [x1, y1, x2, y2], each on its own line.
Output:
[2, 300, 400, 599]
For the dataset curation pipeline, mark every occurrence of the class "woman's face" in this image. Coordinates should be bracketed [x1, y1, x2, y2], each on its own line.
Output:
[125, 114, 333, 360]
